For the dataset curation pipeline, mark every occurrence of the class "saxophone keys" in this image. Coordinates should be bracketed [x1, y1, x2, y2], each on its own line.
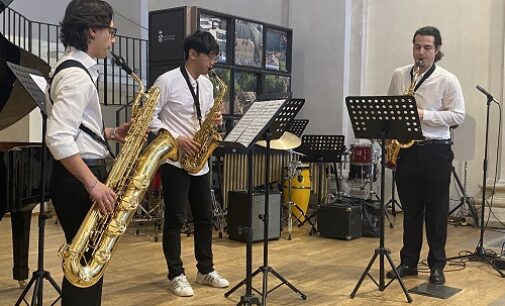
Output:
[120, 195, 138, 211]
[108, 219, 127, 236]
[94, 249, 112, 264]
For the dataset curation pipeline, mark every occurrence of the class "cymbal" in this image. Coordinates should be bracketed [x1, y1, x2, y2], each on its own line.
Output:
[256, 131, 301, 151]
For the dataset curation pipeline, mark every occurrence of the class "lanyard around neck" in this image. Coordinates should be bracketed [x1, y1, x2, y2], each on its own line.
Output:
[180, 66, 202, 126]
[409, 64, 436, 93]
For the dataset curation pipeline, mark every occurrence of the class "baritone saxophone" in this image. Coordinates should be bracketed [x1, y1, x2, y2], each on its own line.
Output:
[58, 52, 179, 288]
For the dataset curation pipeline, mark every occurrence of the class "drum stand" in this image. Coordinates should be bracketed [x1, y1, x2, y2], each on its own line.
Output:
[282, 150, 309, 240]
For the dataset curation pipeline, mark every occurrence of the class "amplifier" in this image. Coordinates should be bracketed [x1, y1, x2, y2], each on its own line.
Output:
[227, 191, 281, 243]
[318, 203, 362, 240]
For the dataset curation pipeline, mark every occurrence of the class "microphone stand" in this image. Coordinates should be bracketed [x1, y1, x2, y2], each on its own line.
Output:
[448, 86, 505, 276]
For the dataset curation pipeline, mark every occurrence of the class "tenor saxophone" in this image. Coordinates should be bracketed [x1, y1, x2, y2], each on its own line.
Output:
[58, 52, 179, 287]
[386, 60, 421, 168]
[181, 70, 227, 174]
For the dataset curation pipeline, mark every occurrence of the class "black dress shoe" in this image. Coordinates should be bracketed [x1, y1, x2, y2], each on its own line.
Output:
[429, 269, 445, 285]
[386, 264, 418, 279]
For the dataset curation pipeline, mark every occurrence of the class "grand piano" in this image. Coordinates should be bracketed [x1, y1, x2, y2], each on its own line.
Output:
[1, 0, 53, 287]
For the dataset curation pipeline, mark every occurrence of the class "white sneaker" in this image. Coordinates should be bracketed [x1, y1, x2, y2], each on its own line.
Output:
[169, 274, 194, 297]
[196, 271, 229, 288]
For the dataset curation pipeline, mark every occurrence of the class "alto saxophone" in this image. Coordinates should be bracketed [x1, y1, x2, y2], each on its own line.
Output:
[386, 60, 421, 168]
[58, 52, 179, 287]
[181, 70, 227, 174]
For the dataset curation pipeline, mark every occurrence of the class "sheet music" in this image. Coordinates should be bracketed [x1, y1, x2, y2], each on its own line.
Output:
[30, 74, 47, 92]
[224, 99, 285, 148]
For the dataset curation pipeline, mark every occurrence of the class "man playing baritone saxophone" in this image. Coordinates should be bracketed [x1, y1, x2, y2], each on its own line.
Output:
[45, 0, 131, 305]
[386, 26, 465, 286]
[149, 30, 229, 297]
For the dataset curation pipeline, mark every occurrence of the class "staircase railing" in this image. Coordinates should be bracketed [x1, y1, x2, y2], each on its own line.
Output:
[0, 7, 148, 109]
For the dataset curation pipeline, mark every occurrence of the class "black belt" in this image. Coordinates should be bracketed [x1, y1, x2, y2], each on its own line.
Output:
[416, 139, 452, 146]
[83, 158, 107, 167]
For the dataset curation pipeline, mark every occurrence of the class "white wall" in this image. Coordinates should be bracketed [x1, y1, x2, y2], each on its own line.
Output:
[288, 0, 347, 135]
[360, 0, 502, 198]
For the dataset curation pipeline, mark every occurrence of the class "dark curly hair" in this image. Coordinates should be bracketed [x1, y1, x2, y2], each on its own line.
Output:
[59, 0, 113, 52]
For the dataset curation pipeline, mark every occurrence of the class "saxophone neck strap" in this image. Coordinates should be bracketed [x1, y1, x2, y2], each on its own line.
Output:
[48, 59, 115, 159]
[180, 65, 202, 126]
[409, 64, 436, 93]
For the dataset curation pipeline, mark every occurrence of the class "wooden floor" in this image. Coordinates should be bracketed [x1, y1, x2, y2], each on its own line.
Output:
[2, 212, 505, 306]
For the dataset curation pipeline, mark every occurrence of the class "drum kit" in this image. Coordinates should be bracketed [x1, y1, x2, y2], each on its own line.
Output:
[348, 142, 379, 182]
[257, 132, 381, 239]
[256, 131, 310, 240]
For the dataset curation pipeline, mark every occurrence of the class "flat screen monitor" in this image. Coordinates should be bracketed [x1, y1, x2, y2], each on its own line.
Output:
[233, 71, 258, 114]
[199, 13, 228, 64]
[264, 74, 290, 94]
[265, 28, 288, 72]
[234, 19, 263, 68]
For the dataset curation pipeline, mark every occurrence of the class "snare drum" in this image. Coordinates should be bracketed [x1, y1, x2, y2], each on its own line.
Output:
[283, 164, 311, 222]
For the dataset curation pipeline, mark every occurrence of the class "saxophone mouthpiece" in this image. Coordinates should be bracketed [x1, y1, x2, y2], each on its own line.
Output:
[109, 51, 133, 75]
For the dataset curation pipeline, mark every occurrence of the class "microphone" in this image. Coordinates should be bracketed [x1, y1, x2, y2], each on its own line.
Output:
[476, 85, 498, 102]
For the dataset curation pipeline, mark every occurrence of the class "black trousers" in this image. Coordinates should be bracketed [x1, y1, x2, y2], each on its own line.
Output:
[160, 164, 214, 280]
[395, 143, 453, 270]
[51, 160, 108, 306]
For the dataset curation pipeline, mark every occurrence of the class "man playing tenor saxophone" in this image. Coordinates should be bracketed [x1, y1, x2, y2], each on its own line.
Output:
[386, 26, 465, 286]
[149, 30, 229, 297]
[45, 0, 131, 304]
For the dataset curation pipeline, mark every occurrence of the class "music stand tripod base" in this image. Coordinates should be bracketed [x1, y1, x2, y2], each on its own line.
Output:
[7, 62, 62, 305]
[346, 95, 423, 303]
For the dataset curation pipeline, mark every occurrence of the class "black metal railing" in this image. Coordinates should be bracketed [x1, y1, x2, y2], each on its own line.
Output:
[0, 7, 148, 108]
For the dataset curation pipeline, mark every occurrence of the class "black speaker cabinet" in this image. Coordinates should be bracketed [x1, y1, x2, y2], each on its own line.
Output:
[227, 191, 281, 242]
[318, 203, 362, 240]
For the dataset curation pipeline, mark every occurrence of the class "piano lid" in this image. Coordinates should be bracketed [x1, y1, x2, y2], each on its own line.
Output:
[0, 32, 51, 131]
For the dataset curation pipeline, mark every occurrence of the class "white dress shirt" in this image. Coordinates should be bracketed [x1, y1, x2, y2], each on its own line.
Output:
[387, 64, 466, 140]
[150, 66, 214, 176]
[45, 48, 108, 160]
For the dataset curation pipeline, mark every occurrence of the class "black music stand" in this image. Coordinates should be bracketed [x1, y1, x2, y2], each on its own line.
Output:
[286, 119, 309, 138]
[7, 62, 62, 306]
[346, 95, 424, 303]
[223, 96, 306, 305]
[298, 135, 345, 235]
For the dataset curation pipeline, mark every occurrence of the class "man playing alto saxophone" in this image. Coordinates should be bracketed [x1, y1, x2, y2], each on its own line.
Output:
[149, 30, 229, 297]
[45, 0, 131, 304]
[386, 26, 465, 286]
